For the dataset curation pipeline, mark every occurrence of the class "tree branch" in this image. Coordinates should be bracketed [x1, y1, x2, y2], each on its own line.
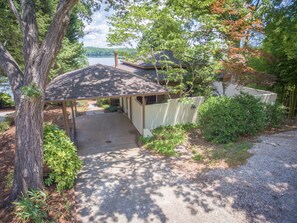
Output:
[0, 44, 24, 105]
[37, 0, 78, 86]
[8, 0, 21, 24]
[20, 0, 39, 80]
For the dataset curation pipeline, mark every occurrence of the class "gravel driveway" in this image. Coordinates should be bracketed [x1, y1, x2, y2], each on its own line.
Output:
[75, 114, 297, 223]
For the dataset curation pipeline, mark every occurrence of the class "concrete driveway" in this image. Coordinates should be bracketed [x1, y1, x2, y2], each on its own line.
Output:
[75, 114, 297, 223]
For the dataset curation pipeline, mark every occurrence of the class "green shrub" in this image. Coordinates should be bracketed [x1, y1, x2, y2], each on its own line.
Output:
[44, 124, 82, 192]
[14, 190, 48, 223]
[96, 99, 110, 107]
[0, 92, 14, 107]
[0, 121, 9, 133]
[198, 97, 244, 143]
[264, 103, 286, 128]
[106, 105, 118, 112]
[140, 124, 196, 156]
[198, 94, 266, 143]
[234, 94, 266, 135]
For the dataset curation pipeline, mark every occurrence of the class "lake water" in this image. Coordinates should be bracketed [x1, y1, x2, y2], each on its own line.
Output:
[88, 57, 115, 66]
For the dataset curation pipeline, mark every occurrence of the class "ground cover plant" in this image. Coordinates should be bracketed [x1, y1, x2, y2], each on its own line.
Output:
[140, 124, 197, 156]
[13, 190, 48, 223]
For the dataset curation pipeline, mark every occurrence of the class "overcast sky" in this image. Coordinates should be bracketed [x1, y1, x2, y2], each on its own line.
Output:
[82, 7, 113, 48]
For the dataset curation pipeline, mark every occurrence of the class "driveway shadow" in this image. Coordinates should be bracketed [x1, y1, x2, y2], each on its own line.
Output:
[75, 113, 297, 223]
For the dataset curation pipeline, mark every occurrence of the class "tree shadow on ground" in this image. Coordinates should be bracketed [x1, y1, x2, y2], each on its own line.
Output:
[75, 120, 297, 223]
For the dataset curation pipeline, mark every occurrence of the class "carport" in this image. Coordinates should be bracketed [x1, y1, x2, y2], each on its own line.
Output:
[45, 64, 169, 138]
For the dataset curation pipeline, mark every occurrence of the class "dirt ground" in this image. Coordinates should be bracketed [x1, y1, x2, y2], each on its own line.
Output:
[0, 108, 78, 222]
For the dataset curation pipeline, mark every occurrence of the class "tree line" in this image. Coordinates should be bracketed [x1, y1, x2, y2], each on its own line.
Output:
[84, 47, 134, 57]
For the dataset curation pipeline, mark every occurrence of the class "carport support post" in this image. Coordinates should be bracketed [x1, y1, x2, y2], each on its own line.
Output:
[74, 100, 78, 117]
[142, 95, 146, 133]
[62, 101, 70, 137]
[70, 101, 76, 132]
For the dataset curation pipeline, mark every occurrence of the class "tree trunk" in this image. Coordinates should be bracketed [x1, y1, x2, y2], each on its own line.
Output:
[9, 96, 44, 200]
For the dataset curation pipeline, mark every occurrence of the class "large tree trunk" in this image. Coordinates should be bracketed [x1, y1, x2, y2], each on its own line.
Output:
[10, 96, 44, 200]
[0, 0, 78, 203]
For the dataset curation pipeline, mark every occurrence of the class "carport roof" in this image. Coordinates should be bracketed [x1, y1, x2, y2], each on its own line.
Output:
[45, 64, 169, 102]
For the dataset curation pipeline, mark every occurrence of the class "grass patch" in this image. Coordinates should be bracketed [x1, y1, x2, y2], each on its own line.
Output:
[140, 124, 197, 156]
[193, 153, 203, 161]
[210, 141, 253, 167]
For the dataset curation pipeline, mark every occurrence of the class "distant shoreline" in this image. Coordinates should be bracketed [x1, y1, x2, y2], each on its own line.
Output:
[86, 56, 114, 58]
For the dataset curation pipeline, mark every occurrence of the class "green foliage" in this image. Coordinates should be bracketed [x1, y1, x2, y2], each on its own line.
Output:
[0, 121, 9, 133]
[14, 190, 48, 223]
[21, 84, 41, 98]
[264, 103, 286, 128]
[106, 106, 118, 112]
[198, 94, 266, 143]
[96, 99, 110, 107]
[107, 0, 222, 97]
[0, 93, 14, 107]
[140, 124, 196, 156]
[44, 124, 82, 193]
[193, 153, 203, 161]
[84, 47, 135, 57]
[234, 94, 266, 135]
[0, 0, 89, 79]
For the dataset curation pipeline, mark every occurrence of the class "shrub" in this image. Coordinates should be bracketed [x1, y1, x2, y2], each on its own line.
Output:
[234, 94, 266, 135]
[96, 99, 110, 107]
[198, 94, 266, 143]
[44, 124, 82, 192]
[0, 121, 9, 133]
[198, 97, 245, 143]
[264, 103, 286, 128]
[0, 92, 14, 108]
[14, 190, 48, 223]
[106, 105, 118, 112]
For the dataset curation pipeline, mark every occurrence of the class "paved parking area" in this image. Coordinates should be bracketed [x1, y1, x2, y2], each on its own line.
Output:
[75, 114, 297, 223]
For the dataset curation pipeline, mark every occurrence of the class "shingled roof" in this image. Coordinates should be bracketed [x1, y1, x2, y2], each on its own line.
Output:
[45, 64, 169, 102]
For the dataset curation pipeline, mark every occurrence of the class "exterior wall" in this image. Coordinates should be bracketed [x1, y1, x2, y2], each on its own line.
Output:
[131, 97, 143, 134]
[213, 81, 277, 104]
[144, 97, 204, 131]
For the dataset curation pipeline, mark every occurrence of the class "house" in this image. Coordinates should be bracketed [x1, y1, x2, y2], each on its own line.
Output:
[45, 51, 277, 138]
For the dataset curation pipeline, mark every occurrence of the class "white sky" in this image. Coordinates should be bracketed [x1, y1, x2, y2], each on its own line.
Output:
[82, 7, 113, 48]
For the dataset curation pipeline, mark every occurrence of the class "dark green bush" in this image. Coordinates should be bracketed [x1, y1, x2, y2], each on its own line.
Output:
[198, 94, 266, 143]
[44, 124, 82, 192]
[14, 190, 48, 223]
[106, 105, 118, 112]
[234, 94, 266, 135]
[264, 103, 286, 128]
[0, 92, 14, 107]
[198, 97, 244, 143]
